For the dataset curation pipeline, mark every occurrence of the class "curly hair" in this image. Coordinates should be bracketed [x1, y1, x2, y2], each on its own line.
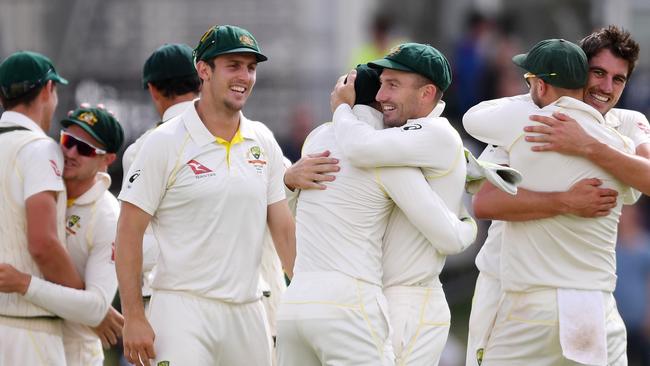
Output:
[579, 25, 640, 77]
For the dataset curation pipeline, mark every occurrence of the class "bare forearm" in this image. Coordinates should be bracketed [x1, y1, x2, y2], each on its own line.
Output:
[116, 239, 145, 319]
[267, 201, 296, 278]
[473, 184, 567, 221]
[584, 142, 650, 195]
[32, 241, 84, 289]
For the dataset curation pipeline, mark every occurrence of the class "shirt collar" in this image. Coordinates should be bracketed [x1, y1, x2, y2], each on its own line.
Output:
[162, 100, 194, 123]
[352, 105, 384, 129]
[404, 100, 447, 125]
[182, 102, 257, 147]
[551, 96, 606, 125]
[428, 100, 446, 118]
[0, 111, 47, 137]
[604, 109, 621, 129]
[73, 172, 112, 206]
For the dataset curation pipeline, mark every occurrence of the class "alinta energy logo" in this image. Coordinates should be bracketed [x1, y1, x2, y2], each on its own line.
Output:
[187, 159, 216, 179]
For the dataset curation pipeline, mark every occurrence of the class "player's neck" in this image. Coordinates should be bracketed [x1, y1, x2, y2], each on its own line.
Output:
[9, 105, 49, 132]
[65, 176, 97, 200]
[196, 98, 241, 141]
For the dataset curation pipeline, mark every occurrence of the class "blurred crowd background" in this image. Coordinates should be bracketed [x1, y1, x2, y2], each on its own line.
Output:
[2, 0, 650, 364]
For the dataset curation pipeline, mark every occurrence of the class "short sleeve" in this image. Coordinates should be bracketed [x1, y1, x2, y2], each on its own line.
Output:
[118, 131, 171, 215]
[17, 139, 65, 200]
[258, 125, 286, 205]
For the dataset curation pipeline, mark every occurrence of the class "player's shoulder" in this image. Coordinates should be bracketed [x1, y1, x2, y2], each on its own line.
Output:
[243, 118, 277, 140]
[610, 108, 648, 124]
[137, 116, 186, 153]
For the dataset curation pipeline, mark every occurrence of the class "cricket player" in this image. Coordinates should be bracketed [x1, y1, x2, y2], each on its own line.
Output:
[122, 43, 200, 305]
[465, 26, 648, 366]
[276, 63, 476, 366]
[330, 43, 476, 366]
[116, 25, 296, 366]
[463, 38, 633, 365]
[0, 105, 125, 365]
[0, 50, 84, 364]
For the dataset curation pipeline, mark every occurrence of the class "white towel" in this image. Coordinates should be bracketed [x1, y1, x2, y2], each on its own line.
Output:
[557, 288, 607, 365]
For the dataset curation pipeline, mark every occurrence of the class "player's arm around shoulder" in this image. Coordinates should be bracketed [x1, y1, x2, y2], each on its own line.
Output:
[463, 94, 531, 147]
[378, 166, 477, 255]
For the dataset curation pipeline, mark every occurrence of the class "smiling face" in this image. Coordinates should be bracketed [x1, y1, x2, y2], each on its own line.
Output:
[60, 125, 106, 182]
[198, 53, 257, 113]
[375, 68, 428, 127]
[583, 49, 629, 115]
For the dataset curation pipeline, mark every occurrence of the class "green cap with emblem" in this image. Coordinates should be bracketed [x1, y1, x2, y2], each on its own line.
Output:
[142, 43, 197, 89]
[0, 51, 68, 100]
[61, 104, 125, 153]
[193, 25, 267, 64]
[512, 39, 588, 89]
[368, 43, 452, 92]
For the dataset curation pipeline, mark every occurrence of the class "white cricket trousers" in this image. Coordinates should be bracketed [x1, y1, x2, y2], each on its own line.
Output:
[0, 315, 65, 366]
[466, 271, 501, 366]
[384, 284, 450, 366]
[482, 288, 628, 366]
[276, 271, 394, 366]
[147, 290, 272, 365]
[63, 338, 104, 366]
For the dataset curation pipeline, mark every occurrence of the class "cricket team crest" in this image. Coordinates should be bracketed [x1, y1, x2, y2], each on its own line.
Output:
[239, 34, 255, 47]
[388, 45, 402, 57]
[66, 214, 81, 236]
[77, 111, 98, 126]
[246, 145, 267, 174]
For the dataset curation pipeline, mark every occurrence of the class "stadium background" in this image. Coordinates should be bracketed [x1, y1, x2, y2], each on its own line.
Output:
[1, 0, 649, 364]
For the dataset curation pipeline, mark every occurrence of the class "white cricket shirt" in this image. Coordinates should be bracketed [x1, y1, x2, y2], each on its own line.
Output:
[119, 102, 286, 303]
[464, 94, 634, 292]
[0, 111, 66, 317]
[293, 105, 475, 286]
[332, 102, 477, 287]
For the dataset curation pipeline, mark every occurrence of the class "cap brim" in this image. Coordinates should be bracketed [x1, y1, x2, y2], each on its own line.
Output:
[47, 73, 68, 85]
[367, 58, 416, 74]
[60, 119, 105, 146]
[512, 53, 528, 69]
[218, 48, 268, 62]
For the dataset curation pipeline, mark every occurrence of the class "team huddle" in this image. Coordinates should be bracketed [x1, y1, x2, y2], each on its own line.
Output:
[0, 22, 648, 366]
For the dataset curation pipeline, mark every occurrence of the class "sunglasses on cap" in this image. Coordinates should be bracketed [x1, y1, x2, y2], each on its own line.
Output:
[60, 130, 106, 157]
[523, 72, 558, 87]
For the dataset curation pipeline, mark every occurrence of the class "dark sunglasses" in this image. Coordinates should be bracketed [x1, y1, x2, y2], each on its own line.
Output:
[60, 130, 106, 157]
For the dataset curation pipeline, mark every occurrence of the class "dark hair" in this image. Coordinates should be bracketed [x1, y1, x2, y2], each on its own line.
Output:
[413, 73, 444, 103]
[0, 83, 46, 110]
[150, 74, 200, 98]
[579, 25, 640, 77]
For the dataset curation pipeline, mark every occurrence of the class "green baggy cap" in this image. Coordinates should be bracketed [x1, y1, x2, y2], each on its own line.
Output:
[368, 43, 452, 92]
[61, 105, 125, 153]
[0, 51, 68, 100]
[512, 39, 588, 89]
[142, 43, 197, 89]
[193, 25, 267, 64]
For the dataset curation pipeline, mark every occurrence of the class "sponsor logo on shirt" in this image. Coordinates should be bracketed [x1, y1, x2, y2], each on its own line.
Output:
[129, 170, 141, 183]
[402, 123, 422, 131]
[49, 159, 62, 177]
[187, 159, 216, 179]
[636, 122, 650, 135]
[246, 145, 267, 174]
[66, 214, 81, 236]
[157, 361, 170, 366]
